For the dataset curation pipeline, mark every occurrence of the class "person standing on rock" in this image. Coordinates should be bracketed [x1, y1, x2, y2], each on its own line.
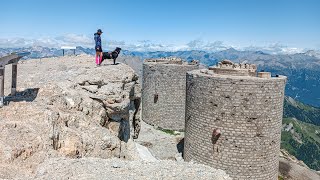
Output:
[94, 29, 103, 66]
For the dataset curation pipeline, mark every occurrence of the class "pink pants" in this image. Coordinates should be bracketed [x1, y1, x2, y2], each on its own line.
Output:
[95, 54, 103, 65]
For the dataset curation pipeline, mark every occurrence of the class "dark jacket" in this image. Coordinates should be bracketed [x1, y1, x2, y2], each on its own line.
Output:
[94, 33, 102, 49]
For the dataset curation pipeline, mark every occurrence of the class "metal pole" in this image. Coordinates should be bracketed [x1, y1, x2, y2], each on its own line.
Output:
[0, 67, 5, 107]
[11, 63, 17, 96]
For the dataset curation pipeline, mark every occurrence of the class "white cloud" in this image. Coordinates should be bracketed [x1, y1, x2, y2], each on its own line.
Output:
[0, 38, 32, 48]
[0, 35, 310, 55]
[0, 35, 229, 52]
[243, 43, 305, 55]
[0, 34, 94, 48]
[55, 34, 93, 47]
[110, 39, 230, 52]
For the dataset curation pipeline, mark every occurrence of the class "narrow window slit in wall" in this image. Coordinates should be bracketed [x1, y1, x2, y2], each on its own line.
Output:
[154, 94, 158, 103]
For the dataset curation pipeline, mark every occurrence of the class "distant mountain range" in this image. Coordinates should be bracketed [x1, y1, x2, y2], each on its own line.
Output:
[284, 96, 320, 126]
[0, 46, 95, 59]
[1, 46, 320, 107]
[282, 97, 320, 170]
[123, 48, 320, 107]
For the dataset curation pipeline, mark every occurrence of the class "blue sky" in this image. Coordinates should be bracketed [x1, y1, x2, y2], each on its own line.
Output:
[0, 0, 319, 50]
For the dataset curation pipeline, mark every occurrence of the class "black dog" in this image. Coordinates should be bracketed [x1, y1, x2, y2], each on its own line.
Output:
[102, 47, 121, 65]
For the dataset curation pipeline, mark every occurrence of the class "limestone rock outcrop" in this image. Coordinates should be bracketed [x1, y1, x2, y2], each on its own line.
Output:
[0, 55, 141, 178]
[0, 55, 233, 180]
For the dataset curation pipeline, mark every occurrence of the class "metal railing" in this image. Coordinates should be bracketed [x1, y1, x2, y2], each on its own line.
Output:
[0, 52, 30, 107]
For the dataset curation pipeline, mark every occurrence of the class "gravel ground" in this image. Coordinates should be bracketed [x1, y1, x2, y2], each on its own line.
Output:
[35, 157, 231, 180]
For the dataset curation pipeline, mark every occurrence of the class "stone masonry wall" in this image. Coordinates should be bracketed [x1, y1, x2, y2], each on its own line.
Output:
[142, 59, 198, 130]
[184, 69, 287, 180]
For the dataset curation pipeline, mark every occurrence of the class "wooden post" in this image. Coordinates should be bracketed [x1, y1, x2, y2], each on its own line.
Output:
[11, 63, 17, 96]
[0, 67, 4, 107]
[63, 49, 65, 56]
[73, 49, 75, 55]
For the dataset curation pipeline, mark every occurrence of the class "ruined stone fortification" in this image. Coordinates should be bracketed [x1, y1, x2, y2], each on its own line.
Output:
[184, 60, 287, 180]
[210, 59, 257, 77]
[142, 57, 198, 130]
[0, 56, 233, 179]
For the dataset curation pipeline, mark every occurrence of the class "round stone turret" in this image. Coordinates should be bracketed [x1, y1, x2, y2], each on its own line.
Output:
[142, 57, 199, 130]
[184, 60, 287, 180]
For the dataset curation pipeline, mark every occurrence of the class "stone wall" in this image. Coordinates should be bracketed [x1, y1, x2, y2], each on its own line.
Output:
[184, 66, 287, 180]
[209, 60, 257, 77]
[142, 58, 198, 130]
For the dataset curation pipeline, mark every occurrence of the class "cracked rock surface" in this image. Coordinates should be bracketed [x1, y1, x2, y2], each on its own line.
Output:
[0, 55, 231, 180]
[0, 55, 142, 179]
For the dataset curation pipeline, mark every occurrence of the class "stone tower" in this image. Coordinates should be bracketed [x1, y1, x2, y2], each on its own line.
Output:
[184, 60, 287, 180]
[142, 58, 198, 130]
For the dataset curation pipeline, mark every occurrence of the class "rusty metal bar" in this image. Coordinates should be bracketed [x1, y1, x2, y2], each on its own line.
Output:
[0, 67, 4, 107]
[11, 63, 18, 96]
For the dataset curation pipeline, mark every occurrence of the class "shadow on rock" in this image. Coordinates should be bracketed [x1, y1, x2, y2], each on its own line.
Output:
[176, 138, 184, 158]
[6, 88, 40, 104]
[279, 160, 292, 179]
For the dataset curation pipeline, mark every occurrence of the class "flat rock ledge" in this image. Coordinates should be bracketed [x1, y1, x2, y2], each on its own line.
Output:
[34, 157, 232, 180]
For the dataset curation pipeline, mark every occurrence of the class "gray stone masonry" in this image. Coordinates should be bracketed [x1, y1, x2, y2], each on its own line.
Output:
[142, 57, 199, 130]
[184, 61, 287, 180]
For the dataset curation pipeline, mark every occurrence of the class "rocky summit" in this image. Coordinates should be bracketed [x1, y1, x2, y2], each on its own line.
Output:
[0, 55, 231, 179]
